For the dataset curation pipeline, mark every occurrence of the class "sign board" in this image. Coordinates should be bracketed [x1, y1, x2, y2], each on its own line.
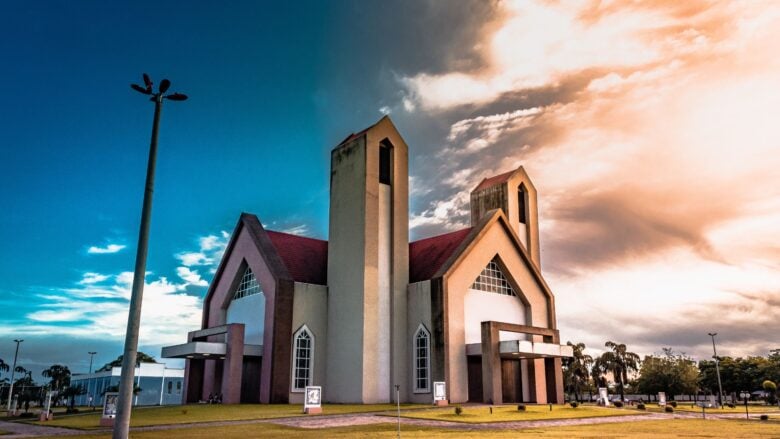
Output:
[433, 382, 447, 402]
[598, 387, 610, 406]
[304, 386, 322, 410]
[658, 392, 666, 406]
[102, 392, 119, 419]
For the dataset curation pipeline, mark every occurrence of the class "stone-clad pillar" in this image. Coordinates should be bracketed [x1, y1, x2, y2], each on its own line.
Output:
[221, 323, 245, 404]
[480, 322, 501, 404]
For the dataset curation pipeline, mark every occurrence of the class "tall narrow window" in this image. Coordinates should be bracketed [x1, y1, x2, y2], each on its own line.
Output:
[414, 325, 431, 392]
[518, 185, 527, 224]
[379, 143, 392, 185]
[292, 326, 314, 391]
[167, 381, 172, 394]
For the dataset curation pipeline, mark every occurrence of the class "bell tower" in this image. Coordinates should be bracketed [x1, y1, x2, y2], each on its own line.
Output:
[326, 116, 409, 403]
[470, 166, 541, 268]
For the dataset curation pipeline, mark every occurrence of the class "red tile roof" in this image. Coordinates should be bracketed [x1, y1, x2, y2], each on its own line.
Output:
[266, 230, 328, 285]
[473, 169, 516, 192]
[263, 226, 473, 285]
[409, 228, 472, 283]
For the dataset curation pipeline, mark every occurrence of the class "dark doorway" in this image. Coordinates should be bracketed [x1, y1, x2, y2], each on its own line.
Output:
[467, 356, 483, 402]
[501, 359, 523, 403]
[185, 359, 204, 403]
[241, 357, 262, 403]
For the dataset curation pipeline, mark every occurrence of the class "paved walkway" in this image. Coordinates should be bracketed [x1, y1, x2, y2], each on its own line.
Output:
[0, 420, 83, 438]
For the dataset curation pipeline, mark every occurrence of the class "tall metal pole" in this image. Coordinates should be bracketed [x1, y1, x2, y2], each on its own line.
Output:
[6, 339, 23, 412]
[708, 333, 724, 408]
[88, 352, 97, 374]
[113, 75, 186, 439]
[113, 94, 163, 439]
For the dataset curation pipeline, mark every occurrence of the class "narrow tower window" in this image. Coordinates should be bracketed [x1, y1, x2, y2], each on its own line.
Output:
[379, 142, 392, 185]
[413, 325, 431, 392]
[292, 326, 314, 391]
[518, 185, 527, 224]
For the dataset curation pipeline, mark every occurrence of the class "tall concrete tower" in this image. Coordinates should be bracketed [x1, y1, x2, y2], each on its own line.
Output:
[326, 116, 409, 403]
[470, 167, 541, 268]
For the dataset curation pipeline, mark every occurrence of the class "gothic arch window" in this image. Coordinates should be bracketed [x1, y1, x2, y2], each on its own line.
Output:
[413, 324, 431, 393]
[471, 257, 518, 296]
[291, 325, 314, 392]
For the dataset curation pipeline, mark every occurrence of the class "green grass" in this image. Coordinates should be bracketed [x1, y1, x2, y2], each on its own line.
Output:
[646, 403, 780, 414]
[396, 404, 642, 423]
[28, 403, 428, 430]
[31, 418, 780, 438]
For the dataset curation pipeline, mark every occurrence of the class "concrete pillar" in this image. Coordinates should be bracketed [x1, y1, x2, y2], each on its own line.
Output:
[531, 358, 547, 403]
[221, 324, 245, 404]
[480, 322, 501, 404]
[546, 357, 565, 403]
[202, 359, 216, 401]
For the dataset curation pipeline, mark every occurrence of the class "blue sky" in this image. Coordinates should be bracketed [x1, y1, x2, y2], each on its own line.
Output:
[3, 1, 780, 380]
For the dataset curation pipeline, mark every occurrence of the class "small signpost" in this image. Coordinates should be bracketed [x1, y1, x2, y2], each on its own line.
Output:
[101, 392, 118, 427]
[740, 391, 750, 420]
[433, 381, 448, 406]
[598, 387, 610, 406]
[304, 386, 322, 414]
[39, 391, 53, 421]
[658, 392, 666, 407]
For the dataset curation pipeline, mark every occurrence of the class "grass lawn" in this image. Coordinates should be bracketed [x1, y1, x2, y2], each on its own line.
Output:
[28, 403, 428, 430]
[32, 418, 780, 438]
[646, 403, 780, 414]
[395, 404, 643, 423]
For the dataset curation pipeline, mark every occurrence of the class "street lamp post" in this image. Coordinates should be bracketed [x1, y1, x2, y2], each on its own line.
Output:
[113, 74, 187, 439]
[6, 339, 23, 412]
[708, 333, 724, 407]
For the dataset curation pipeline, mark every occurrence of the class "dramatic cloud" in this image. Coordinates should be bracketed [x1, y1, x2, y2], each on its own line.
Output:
[86, 243, 126, 254]
[399, 0, 780, 359]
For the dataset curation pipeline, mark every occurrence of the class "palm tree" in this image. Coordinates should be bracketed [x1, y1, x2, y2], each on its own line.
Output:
[41, 365, 71, 392]
[563, 342, 593, 403]
[0, 358, 9, 374]
[597, 341, 640, 402]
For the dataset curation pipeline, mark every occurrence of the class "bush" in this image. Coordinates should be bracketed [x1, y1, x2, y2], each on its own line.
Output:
[517, 404, 527, 411]
[65, 408, 79, 414]
[569, 401, 579, 408]
[181, 409, 188, 415]
[670, 401, 677, 408]
[613, 401, 624, 408]
[726, 403, 735, 408]
[637, 403, 646, 410]
[665, 406, 674, 413]
[760, 414, 769, 421]
[454, 406, 463, 416]
[18, 412, 36, 418]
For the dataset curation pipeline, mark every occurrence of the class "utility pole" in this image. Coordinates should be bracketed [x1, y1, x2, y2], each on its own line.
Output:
[6, 339, 23, 412]
[708, 333, 724, 408]
[113, 74, 187, 439]
[88, 352, 97, 374]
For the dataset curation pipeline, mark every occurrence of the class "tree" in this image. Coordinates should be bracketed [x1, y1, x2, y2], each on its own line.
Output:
[97, 352, 157, 372]
[14, 366, 27, 375]
[41, 364, 71, 392]
[562, 342, 593, 403]
[0, 358, 9, 374]
[763, 380, 777, 405]
[61, 385, 87, 411]
[595, 341, 640, 401]
[637, 348, 699, 398]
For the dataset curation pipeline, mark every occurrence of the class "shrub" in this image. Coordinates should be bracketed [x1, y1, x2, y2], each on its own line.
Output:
[665, 406, 674, 413]
[726, 403, 735, 408]
[760, 414, 769, 421]
[65, 408, 79, 414]
[670, 401, 677, 408]
[613, 401, 624, 408]
[517, 404, 527, 411]
[454, 406, 463, 416]
[570, 401, 579, 408]
[18, 412, 36, 418]
[181, 409, 188, 415]
[637, 403, 646, 410]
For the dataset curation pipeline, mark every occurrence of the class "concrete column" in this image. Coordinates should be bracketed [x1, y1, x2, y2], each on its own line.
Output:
[480, 322, 501, 404]
[202, 359, 216, 401]
[546, 357, 565, 403]
[532, 358, 547, 403]
[221, 324, 245, 404]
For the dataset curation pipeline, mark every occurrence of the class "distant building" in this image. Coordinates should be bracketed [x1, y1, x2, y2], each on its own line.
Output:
[70, 362, 184, 406]
[163, 116, 571, 404]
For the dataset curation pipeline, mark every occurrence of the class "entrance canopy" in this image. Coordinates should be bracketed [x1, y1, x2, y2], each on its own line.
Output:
[465, 340, 573, 359]
[161, 342, 263, 360]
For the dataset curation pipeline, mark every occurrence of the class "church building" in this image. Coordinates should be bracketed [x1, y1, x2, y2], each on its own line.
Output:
[162, 116, 572, 405]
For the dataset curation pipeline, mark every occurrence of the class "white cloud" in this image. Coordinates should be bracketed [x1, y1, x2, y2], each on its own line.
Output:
[379, 106, 391, 115]
[79, 272, 109, 285]
[176, 267, 208, 287]
[281, 224, 310, 236]
[87, 244, 126, 254]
